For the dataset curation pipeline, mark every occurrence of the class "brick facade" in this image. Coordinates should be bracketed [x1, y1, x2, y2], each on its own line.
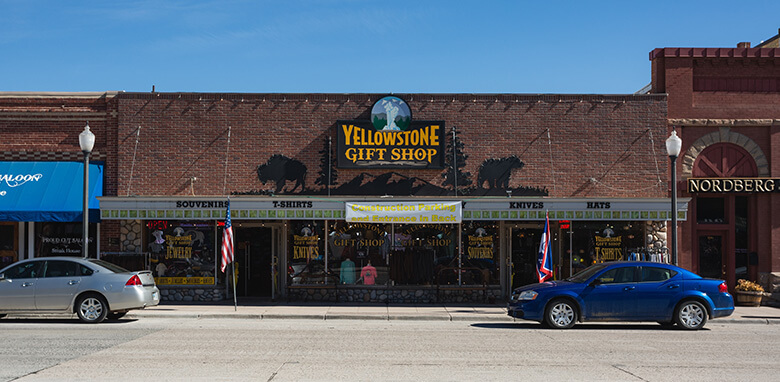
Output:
[650, 45, 780, 295]
[114, 93, 668, 199]
[0, 92, 121, 253]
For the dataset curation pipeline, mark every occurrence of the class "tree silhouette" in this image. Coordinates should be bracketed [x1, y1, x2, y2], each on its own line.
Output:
[442, 127, 471, 191]
[315, 136, 337, 191]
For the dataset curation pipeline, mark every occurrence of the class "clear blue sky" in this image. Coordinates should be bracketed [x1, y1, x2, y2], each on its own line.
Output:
[2, 1, 779, 94]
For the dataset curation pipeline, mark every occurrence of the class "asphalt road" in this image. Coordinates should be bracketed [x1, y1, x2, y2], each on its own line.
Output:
[1, 317, 778, 381]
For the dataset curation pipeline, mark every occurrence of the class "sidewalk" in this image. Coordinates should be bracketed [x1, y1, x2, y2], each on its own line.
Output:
[125, 300, 780, 324]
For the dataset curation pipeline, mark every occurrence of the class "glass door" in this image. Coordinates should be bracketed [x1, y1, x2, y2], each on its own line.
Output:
[698, 233, 725, 280]
[507, 224, 543, 291]
[235, 225, 276, 298]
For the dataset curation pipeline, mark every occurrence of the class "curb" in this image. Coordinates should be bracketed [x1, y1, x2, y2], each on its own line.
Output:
[121, 313, 780, 324]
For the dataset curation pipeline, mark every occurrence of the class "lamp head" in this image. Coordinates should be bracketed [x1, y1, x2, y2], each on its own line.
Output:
[665, 130, 682, 158]
[79, 122, 95, 153]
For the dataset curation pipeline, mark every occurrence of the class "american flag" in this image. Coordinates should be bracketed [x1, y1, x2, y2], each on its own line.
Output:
[537, 211, 553, 282]
[220, 200, 234, 273]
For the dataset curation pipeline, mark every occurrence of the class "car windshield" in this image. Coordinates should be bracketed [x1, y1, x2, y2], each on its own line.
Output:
[87, 259, 130, 273]
[566, 263, 610, 283]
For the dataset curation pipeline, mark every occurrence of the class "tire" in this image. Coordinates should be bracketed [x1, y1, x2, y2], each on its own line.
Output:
[675, 300, 708, 330]
[107, 311, 127, 320]
[544, 299, 577, 329]
[76, 294, 108, 323]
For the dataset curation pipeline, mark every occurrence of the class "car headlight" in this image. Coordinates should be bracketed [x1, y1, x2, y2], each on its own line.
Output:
[511, 290, 538, 301]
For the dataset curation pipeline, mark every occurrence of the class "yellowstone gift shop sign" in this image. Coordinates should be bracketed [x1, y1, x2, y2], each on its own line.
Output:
[346, 201, 462, 224]
[337, 96, 445, 169]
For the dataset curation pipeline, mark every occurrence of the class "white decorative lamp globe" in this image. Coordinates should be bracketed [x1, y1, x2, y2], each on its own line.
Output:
[79, 123, 95, 153]
[666, 130, 682, 157]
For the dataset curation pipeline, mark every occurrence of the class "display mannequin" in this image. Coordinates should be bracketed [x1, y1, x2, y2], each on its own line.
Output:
[340, 257, 356, 284]
[360, 261, 377, 285]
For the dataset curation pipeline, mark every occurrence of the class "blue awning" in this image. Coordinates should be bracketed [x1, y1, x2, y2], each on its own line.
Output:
[0, 161, 103, 222]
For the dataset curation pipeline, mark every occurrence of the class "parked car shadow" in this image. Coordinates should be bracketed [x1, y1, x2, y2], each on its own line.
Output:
[0, 317, 139, 324]
[470, 322, 708, 331]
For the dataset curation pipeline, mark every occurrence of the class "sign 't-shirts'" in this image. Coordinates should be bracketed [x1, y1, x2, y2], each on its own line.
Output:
[346, 202, 462, 224]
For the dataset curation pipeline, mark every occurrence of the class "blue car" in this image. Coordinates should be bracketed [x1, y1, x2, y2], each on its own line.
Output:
[507, 261, 734, 330]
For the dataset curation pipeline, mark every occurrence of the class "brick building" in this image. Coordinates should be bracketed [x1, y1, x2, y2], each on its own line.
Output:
[2, 91, 672, 302]
[650, 32, 780, 298]
[0, 92, 116, 266]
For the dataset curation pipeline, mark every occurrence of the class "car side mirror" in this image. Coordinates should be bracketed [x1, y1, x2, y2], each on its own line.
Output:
[588, 279, 602, 287]
[0, 273, 5, 281]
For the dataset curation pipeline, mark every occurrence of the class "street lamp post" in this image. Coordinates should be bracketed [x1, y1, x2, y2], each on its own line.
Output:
[79, 123, 95, 258]
[665, 129, 682, 266]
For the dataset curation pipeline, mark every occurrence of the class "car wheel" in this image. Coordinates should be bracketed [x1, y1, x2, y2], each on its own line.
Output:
[107, 311, 127, 320]
[76, 294, 108, 323]
[544, 299, 577, 329]
[675, 300, 708, 330]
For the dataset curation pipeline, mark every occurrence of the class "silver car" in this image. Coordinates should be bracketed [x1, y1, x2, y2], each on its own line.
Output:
[0, 257, 160, 323]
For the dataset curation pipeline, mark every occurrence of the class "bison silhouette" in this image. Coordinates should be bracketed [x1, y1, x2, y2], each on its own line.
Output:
[257, 155, 307, 194]
[477, 156, 524, 189]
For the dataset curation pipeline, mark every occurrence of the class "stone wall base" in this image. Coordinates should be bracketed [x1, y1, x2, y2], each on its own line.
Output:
[160, 286, 226, 302]
[159, 285, 504, 304]
[287, 286, 503, 304]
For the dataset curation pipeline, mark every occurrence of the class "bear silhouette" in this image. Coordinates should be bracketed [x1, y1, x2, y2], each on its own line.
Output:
[477, 156, 524, 189]
[257, 155, 307, 194]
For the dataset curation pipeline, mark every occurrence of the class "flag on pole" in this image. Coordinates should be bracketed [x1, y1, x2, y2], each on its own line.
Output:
[220, 200, 234, 273]
[537, 211, 553, 283]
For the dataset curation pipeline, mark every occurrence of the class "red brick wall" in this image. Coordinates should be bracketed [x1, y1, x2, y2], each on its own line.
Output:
[655, 56, 780, 119]
[651, 48, 780, 274]
[115, 93, 668, 199]
[0, 93, 122, 253]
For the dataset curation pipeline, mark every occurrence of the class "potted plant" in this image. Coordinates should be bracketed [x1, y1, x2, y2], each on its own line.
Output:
[734, 279, 764, 307]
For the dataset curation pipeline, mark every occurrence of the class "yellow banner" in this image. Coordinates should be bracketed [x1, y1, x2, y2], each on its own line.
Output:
[346, 201, 461, 224]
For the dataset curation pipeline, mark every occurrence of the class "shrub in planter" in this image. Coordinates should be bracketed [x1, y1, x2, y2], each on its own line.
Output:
[736, 279, 764, 292]
[734, 279, 764, 307]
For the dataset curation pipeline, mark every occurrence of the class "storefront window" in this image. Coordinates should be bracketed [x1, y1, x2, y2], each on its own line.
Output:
[288, 221, 328, 285]
[462, 222, 500, 285]
[292, 221, 496, 287]
[393, 224, 455, 286]
[0, 223, 18, 266]
[35, 222, 96, 257]
[325, 222, 387, 286]
[697, 197, 726, 224]
[146, 220, 216, 285]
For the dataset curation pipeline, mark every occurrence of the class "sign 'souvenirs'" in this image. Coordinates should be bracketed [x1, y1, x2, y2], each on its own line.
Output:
[337, 96, 445, 169]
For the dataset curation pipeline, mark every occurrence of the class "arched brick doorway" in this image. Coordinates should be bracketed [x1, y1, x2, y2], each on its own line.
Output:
[691, 142, 757, 287]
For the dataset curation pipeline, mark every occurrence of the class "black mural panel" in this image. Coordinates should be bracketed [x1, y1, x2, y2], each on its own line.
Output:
[239, 146, 547, 197]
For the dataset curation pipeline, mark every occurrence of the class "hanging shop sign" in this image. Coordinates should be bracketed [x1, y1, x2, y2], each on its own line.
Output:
[595, 235, 623, 261]
[466, 228, 495, 260]
[688, 178, 779, 193]
[346, 201, 461, 224]
[337, 96, 445, 169]
[292, 225, 322, 261]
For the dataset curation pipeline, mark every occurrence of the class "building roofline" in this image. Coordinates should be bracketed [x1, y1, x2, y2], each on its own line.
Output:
[117, 92, 666, 102]
[649, 47, 780, 60]
[0, 91, 122, 99]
